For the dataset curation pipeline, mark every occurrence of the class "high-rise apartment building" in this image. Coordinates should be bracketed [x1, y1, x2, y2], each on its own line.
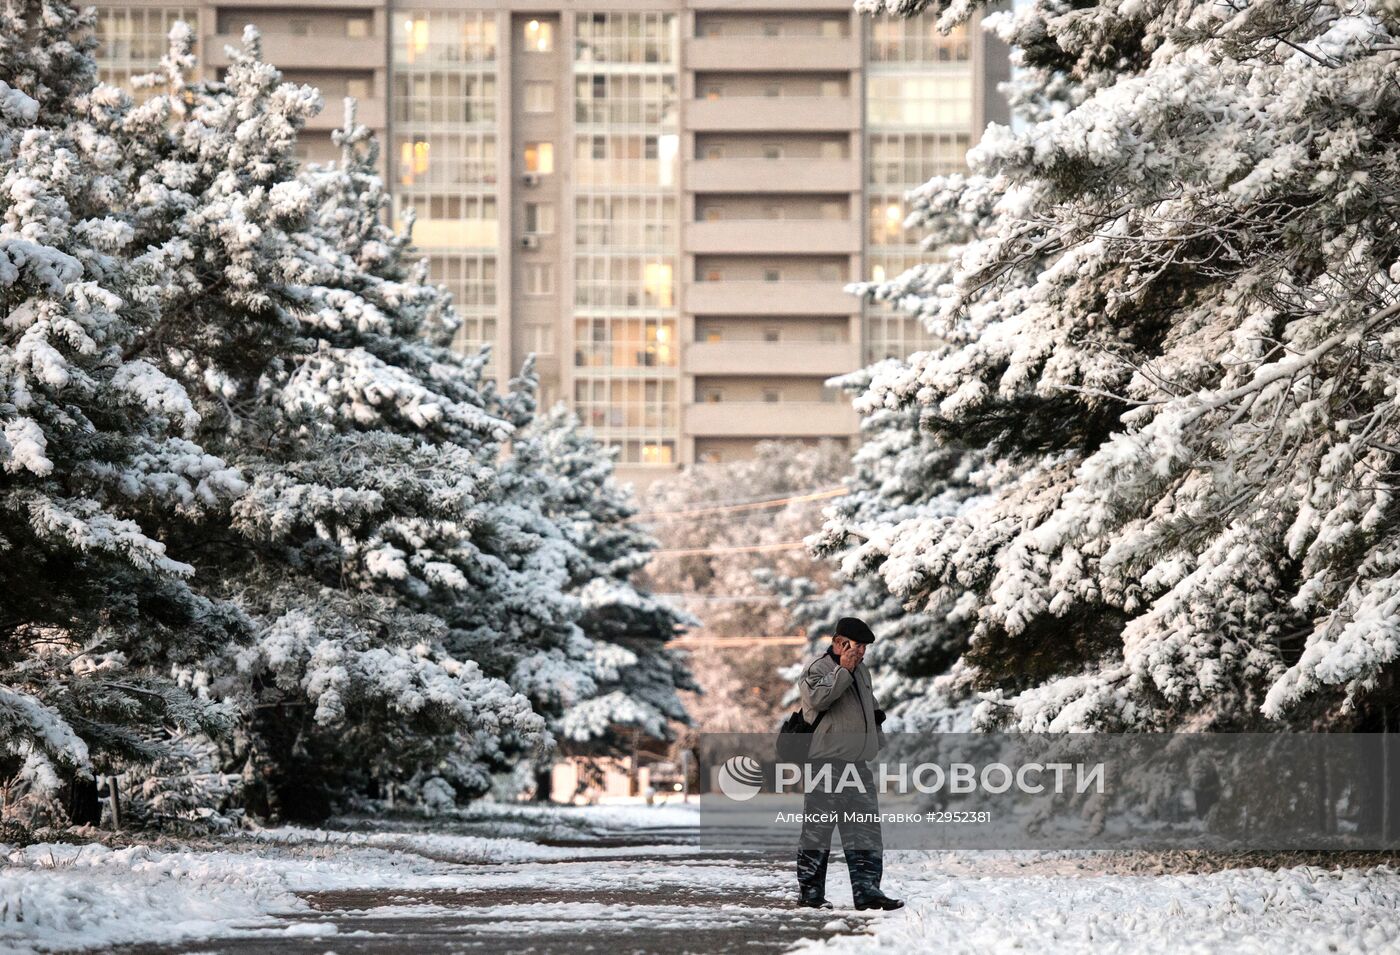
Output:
[92, 1, 1007, 485]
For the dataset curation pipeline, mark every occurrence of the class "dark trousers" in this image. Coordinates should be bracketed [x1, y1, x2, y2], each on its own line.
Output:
[796, 760, 883, 902]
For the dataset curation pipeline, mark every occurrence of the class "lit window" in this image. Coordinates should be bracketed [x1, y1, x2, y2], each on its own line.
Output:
[704, 85, 722, 100]
[524, 81, 554, 113]
[523, 19, 553, 52]
[398, 139, 429, 185]
[346, 17, 368, 38]
[643, 262, 673, 307]
[404, 17, 429, 62]
[641, 443, 674, 465]
[523, 142, 554, 174]
[346, 77, 370, 100]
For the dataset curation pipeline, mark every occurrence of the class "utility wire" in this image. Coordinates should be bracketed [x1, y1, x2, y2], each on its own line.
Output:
[653, 593, 784, 603]
[634, 486, 847, 522]
[649, 540, 808, 558]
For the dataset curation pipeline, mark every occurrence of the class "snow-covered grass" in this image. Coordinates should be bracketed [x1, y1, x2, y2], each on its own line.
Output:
[801, 851, 1400, 954]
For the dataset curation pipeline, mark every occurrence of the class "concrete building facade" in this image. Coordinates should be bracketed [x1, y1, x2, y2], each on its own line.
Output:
[93, 0, 1007, 485]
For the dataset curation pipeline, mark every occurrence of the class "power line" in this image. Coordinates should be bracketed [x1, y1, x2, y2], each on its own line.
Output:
[671, 634, 809, 648]
[653, 593, 784, 603]
[649, 540, 809, 558]
[634, 486, 847, 522]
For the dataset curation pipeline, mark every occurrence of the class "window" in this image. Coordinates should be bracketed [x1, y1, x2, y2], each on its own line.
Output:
[764, 84, 781, 98]
[703, 144, 724, 160]
[763, 328, 780, 343]
[702, 22, 721, 37]
[764, 268, 781, 282]
[702, 327, 722, 343]
[821, 19, 843, 38]
[763, 21, 781, 37]
[524, 263, 554, 295]
[702, 387, 724, 403]
[705, 268, 723, 282]
[524, 81, 554, 113]
[820, 140, 844, 159]
[820, 385, 840, 403]
[523, 142, 554, 174]
[821, 80, 842, 98]
[762, 143, 783, 160]
[821, 201, 844, 219]
[704, 85, 723, 100]
[289, 18, 310, 36]
[819, 263, 842, 281]
[523, 19, 553, 52]
[346, 78, 370, 100]
[762, 388, 782, 403]
[346, 17, 368, 38]
[522, 324, 555, 354]
[524, 202, 554, 234]
[640, 443, 673, 465]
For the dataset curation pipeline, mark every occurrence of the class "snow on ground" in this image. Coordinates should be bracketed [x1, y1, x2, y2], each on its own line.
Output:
[5, 808, 1400, 955]
[0, 804, 700, 954]
[802, 851, 1400, 955]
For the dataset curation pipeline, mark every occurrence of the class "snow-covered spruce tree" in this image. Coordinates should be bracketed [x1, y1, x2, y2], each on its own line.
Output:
[108, 30, 554, 818]
[505, 400, 696, 753]
[839, 0, 1400, 731]
[0, 0, 245, 821]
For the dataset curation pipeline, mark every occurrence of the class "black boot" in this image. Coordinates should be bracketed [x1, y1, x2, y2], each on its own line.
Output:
[853, 891, 904, 911]
[798, 891, 833, 909]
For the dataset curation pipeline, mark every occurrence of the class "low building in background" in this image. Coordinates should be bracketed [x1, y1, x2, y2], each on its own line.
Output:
[93, 1, 1007, 486]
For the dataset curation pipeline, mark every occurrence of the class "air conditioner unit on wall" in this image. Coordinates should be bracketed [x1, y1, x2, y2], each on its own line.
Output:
[521, 234, 541, 250]
[523, 173, 541, 187]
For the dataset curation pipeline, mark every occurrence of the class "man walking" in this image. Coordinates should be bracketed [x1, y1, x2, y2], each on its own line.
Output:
[795, 617, 904, 911]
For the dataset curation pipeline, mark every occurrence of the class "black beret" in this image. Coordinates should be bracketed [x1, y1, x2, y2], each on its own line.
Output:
[835, 616, 875, 644]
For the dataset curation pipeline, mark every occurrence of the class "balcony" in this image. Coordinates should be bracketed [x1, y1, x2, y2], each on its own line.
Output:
[305, 96, 385, 131]
[685, 219, 859, 255]
[686, 340, 858, 377]
[687, 281, 858, 316]
[686, 96, 859, 132]
[688, 159, 859, 193]
[206, 33, 385, 70]
[685, 401, 859, 438]
[686, 36, 859, 71]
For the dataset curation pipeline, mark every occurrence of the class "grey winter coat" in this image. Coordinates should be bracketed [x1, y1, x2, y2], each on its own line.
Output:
[799, 647, 883, 762]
